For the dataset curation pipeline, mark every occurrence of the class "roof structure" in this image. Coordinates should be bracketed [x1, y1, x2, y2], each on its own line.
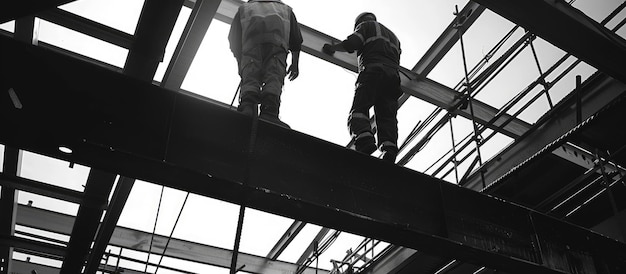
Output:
[1, 1, 626, 274]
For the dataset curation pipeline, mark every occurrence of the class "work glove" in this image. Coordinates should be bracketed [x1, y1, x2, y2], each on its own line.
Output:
[322, 44, 335, 55]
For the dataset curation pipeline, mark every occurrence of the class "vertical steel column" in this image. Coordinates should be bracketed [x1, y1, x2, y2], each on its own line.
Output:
[0, 148, 21, 274]
[3, 19, 33, 274]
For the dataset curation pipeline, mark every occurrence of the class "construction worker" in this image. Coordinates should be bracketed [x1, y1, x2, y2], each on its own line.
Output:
[322, 12, 402, 163]
[228, 0, 303, 128]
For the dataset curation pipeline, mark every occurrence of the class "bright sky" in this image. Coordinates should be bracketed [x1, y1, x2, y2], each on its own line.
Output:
[1, 0, 625, 273]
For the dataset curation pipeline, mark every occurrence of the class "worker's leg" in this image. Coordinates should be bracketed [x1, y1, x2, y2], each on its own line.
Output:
[374, 68, 402, 163]
[238, 49, 262, 117]
[259, 45, 289, 128]
[349, 68, 380, 154]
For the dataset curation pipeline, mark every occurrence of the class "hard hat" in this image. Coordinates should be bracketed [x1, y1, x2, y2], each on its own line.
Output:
[354, 12, 376, 28]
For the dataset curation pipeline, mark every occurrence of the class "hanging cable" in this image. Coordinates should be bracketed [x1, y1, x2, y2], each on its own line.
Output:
[529, 36, 554, 108]
[455, 4, 486, 187]
[145, 185, 165, 273]
[154, 192, 190, 274]
[230, 80, 242, 108]
[448, 114, 460, 184]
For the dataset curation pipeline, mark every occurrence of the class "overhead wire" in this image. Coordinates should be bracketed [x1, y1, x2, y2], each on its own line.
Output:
[154, 192, 191, 274]
[145, 185, 165, 273]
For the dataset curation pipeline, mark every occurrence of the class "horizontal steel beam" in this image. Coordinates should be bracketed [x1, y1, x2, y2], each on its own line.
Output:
[12, 260, 60, 274]
[266, 220, 305, 260]
[37, 8, 134, 49]
[412, 1, 486, 75]
[0, 235, 65, 259]
[463, 73, 626, 190]
[0, 0, 76, 23]
[472, 0, 626, 85]
[11, 257, 151, 274]
[15, 204, 328, 274]
[209, 0, 530, 138]
[0, 173, 83, 204]
[1, 35, 625, 274]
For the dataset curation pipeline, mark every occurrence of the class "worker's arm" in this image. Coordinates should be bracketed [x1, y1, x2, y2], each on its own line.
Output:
[228, 10, 243, 67]
[322, 34, 362, 55]
[287, 10, 303, 81]
[288, 51, 300, 81]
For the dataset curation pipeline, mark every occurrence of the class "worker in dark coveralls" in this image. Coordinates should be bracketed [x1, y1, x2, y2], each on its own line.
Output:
[322, 12, 402, 163]
[228, 0, 303, 128]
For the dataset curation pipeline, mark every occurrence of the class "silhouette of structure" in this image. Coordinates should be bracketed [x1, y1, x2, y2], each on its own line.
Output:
[1, 1, 626, 274]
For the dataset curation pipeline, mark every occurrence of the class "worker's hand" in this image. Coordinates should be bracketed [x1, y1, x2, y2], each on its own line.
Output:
[287, 64, 299, 81]
[322, 44, 335, 55]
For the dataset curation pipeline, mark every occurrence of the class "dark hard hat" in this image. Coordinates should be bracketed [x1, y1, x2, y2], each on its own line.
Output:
[354, 12, 376, 28]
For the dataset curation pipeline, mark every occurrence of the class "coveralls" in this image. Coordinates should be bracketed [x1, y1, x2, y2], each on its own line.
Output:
[339, 19, 403, 156]
[228, 0, 303, 124]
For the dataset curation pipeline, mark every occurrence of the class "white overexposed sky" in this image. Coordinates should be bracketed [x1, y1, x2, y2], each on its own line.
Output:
[1, 0, 625, 273]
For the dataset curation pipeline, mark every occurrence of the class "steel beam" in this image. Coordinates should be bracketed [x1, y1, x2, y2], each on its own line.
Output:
[398, 1, 485, 105]
[161, 0, 223, 90]
[0, 148, 20, 274]
[0, 174, 83, 205]
[3, 19, 31, 274]
[358, 246, 419, 274]
[0, 0, 77, 23]
[13, 16, 35, 44]
[12, 260, 60, 274]
[412, 2, 485, 75]
[0, 235, 65, 259]
[295, 228, 332, 269]
[2, 36, 625, 273]
[59, 170, 116, 273]
[123, 0, 185, 81]
[37, 8, 134, 49]
[214, 0, 530, 139]
[266, 220, 305, 260]
[472, 0, 626, 84]
[84, 176, 134, 274]
[15, 205, 329, 274]
[463, 73, 626, 190]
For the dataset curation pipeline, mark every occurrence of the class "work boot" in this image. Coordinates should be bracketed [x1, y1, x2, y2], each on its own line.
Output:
[260, 94, 290, 128]
[380, 145, 398, 164]
[237, 102, 257, 117]
[354, 132, 376, 155]
[238, 90, 260, 117]
[260, 107, 290, 128]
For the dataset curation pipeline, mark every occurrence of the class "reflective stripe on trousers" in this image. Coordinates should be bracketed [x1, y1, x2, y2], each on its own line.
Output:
[348, 65, 402, 147]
